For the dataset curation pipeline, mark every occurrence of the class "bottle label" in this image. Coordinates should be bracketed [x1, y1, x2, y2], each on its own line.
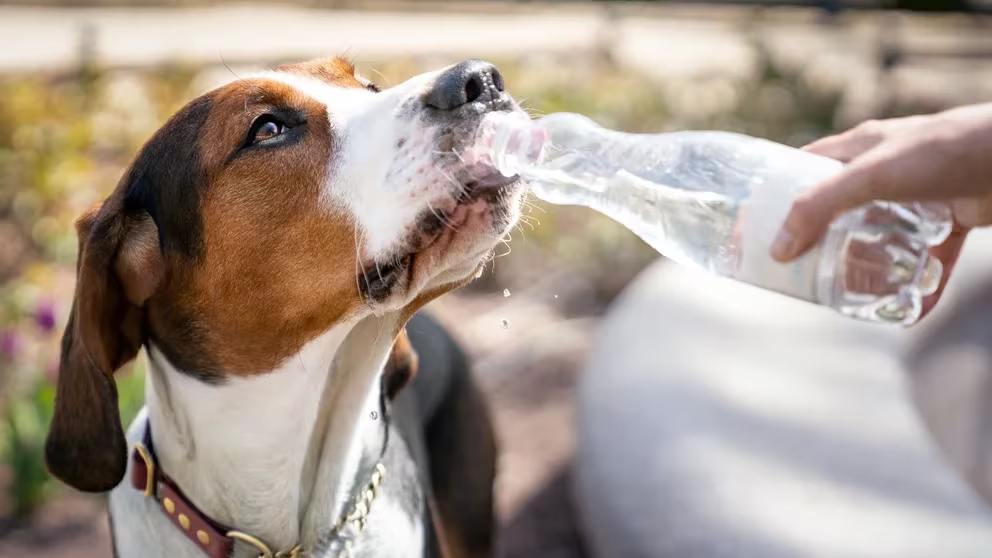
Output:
[736, 181, 821, 302]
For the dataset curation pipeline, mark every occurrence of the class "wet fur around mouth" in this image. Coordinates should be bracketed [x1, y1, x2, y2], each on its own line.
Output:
[358, 174, 522, 306]
[411, 108, 526, 255]
[412, 176, 521, 251]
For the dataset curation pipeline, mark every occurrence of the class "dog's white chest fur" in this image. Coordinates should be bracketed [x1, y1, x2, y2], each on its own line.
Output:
[109, 411, 426, 558]
[108, 318, 428, 558]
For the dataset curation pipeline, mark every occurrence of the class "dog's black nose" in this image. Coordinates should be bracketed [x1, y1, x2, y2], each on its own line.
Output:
[425, 60, 506, 111]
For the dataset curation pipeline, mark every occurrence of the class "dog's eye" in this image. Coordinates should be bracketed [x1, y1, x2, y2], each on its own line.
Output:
[245, 114, 293, 147]
[247, 116, 289, 146]
[255, 121, 285, 142]
[234, 112, 305, 156]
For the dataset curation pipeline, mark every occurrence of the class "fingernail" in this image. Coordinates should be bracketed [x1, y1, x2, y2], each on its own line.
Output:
[771, 229, 799, 261]
[951, 200, 981, 228]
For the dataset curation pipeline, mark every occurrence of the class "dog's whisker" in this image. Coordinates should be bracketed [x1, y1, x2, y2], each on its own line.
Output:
[368, 318, 387, 369]
[481, 249, 498, 273]
[341, 46, 359, 67]
[436, 167, 468, 198]
[520, 201, 541, 214]
[523, 194, 547, 213]
[220, 53, 247, 84]
[449, 147, 468, 165]
[495, 235, 513, 258]
[374, 260, 385, 288]
[431, 150, 468, 170]
[368, 67, 393, 88]
[448, 178, 469, 198]
[427, 202, 458, 232]
[517, 100, 544, 116]
[297, 353, 316, 384]
[354, 226, 375, 308]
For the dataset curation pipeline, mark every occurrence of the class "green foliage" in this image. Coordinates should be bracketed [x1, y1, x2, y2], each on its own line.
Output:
[118, 359, 148, 432]
[1, 378, 56, 518]
[0, 361, 145, 520]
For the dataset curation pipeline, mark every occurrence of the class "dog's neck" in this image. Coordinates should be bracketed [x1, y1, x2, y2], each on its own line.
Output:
[143, 314, 401, 552]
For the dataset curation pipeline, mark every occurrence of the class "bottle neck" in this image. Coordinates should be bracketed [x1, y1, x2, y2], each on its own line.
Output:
[477, 111, 548, 177]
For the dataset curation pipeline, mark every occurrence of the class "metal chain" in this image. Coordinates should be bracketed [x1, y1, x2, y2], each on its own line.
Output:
[238, 463, 385, 558]
[325, 464, 386, 558]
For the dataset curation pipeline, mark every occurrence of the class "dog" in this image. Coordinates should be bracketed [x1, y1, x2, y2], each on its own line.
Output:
[44, 57, 525, 558]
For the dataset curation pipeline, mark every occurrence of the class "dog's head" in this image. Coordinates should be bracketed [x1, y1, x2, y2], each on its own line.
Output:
[45, 57, 525, 492]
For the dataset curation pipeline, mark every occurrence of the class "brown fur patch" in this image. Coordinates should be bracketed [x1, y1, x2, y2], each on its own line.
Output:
[277, 57, 364, 88]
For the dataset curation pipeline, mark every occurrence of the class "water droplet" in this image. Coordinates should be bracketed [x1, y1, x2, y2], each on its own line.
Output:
[554, 294, 559, 299]
[503, 289, 511, 298]
[500, 319, 509, 329]
[370, 411, 378, 420]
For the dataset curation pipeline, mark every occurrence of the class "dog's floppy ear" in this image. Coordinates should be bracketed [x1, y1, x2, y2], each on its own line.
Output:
[45, 196, 164, 492]
[384, 329, 419, 400]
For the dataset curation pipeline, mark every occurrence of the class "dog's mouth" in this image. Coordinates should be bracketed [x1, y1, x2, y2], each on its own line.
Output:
[359, 175, 521, 306]
[358, 108, 527, 306]
[411, 170, 523, 250]
[472, 171, 521, 192]
[410, 112, 527, 250]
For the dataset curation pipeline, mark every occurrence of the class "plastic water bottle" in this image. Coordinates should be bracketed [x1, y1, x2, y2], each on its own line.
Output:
[469, 111, 953, 325]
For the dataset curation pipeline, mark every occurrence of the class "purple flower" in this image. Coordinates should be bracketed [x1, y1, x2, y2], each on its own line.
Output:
[34, 299, 57, 333]
[0, 329, 21, 361]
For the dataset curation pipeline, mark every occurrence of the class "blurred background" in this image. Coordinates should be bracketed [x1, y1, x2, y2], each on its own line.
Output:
[2, 1, 992, 557]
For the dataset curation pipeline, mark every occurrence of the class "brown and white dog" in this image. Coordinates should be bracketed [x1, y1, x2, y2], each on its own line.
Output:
[44, 57, 524, 558]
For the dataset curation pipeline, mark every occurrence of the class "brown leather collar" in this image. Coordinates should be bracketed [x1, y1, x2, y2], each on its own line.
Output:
[131, 386, 392, 558]
[131, 426, 241, 558]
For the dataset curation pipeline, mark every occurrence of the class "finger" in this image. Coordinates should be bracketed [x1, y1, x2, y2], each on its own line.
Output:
[802, 123, 885, 163]
[771, 162, 880, 261]
[951, 195, 992, 228]
[920, 226, 969, 319]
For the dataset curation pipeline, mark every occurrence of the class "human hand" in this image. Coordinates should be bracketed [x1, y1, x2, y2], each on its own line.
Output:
[770, 103, 992, 315]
